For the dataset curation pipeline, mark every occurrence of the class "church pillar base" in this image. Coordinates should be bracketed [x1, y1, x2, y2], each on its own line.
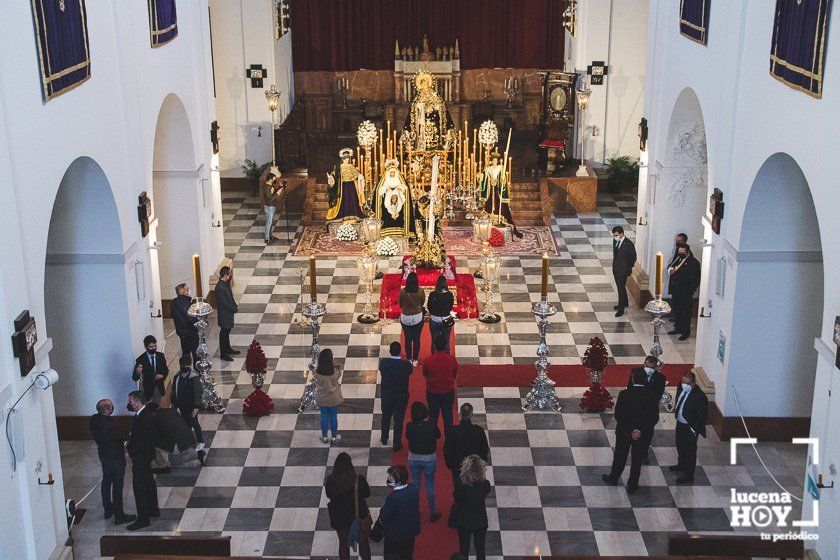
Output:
[627, 262, 652, 308]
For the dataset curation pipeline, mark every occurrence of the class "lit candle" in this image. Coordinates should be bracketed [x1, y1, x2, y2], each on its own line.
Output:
[386, 120, 391, 143]
[655, 252, 664, 297]
[541, 252, 549, 300]
[309, 256, 317, 302]
[192, 254, 203, 298]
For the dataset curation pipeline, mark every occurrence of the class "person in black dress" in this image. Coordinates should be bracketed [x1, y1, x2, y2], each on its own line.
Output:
[325, 452, 372, 560]
[453, 454, 492, 560]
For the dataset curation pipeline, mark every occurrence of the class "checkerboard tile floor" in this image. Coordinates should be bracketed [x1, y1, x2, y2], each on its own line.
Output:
[62, 191, 805, 559]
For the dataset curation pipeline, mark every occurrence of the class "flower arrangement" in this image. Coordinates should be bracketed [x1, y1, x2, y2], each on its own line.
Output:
[243, 339, 274, 417]
[357, 120, 378, 147]
[376, 236, 398, 257]
[478, 120, 499, 147]
[336, 222, 358, 241]
[488, 227, 505, 247]
[580, 337, 613, 412]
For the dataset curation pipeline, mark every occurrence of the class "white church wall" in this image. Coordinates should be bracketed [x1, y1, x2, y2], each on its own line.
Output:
[570, 0, 648, 164]
[210, 0, 295, 178]
[0, 1, 220, 558]
[642, 1, 840, 555]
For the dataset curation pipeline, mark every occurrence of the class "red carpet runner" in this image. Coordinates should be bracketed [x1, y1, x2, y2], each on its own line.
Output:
[393, 324, 459, 559]
[457, 363, 694, 388]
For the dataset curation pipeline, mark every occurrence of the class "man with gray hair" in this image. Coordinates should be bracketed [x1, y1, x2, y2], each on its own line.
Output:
[444, 403, 490, 486]
[89, 399, 135, 524]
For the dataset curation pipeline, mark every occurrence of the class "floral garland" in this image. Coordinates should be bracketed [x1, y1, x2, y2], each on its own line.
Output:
[489, 227, 505, 247]
[376, 236, 398, 257]
[336, 222, 358, 241]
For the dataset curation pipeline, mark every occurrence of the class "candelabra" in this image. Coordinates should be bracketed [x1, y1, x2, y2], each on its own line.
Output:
[645, 295, 674, 411]
[472, 216, 493, 279]
[188, 298, 225, 413]
[357, 251, 380, 324]
[575, 80, 592, 177]
[297, 299, 327, 413]
[335, 77, 349, 109]
[523, 299, 562, 412]
[362, 216, 384, 279]
[504, 77, 521, 108]
[478, 251, 501, 323]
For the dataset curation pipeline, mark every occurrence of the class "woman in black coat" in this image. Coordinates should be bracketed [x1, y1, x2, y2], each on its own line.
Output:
[325, 452, 372, 560]
[453, 454, 491, 560]
[427, 274, 455, 352]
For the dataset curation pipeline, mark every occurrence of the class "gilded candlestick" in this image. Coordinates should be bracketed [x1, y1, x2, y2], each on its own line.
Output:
[192, 254, 203, 298]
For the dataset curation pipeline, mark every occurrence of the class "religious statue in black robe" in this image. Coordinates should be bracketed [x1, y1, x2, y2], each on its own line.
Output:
[326, 148, 366, 222]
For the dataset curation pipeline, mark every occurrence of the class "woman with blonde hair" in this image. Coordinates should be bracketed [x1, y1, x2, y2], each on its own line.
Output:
[453, 454, 491, 560]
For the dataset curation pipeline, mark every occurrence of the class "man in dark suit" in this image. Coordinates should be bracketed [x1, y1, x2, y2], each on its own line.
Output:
[132, 335, 169, 403]
[215, 266, 239, 362]
[664, 233, 688, 320]
[603, 369, 659, 493]
[125, 391, 159, 530]
[444, 403, 490, 486]
[170, 355, 206, 465]
[670, 370, 708, 484]
[611, 225, 637, 317]
[171, 282, 198, 364]
[667, 243, 701, 341]
[379, 341, 413, 451]
[626, 355, 667, 464]
[89, 399, 136, 524]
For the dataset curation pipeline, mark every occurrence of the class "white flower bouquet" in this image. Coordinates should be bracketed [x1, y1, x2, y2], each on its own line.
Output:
[376, 236, 398, 257]
[336, 222, 358, 241]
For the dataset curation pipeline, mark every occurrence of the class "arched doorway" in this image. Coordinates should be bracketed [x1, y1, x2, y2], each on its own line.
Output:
[45, 157, 134, 417]
[658, 88, 709, 296]
[727, 153, 822, 426]
[152, 94, 200, 307]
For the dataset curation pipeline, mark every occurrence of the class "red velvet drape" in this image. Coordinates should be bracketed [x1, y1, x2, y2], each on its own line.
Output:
[290, 0, 565, 71]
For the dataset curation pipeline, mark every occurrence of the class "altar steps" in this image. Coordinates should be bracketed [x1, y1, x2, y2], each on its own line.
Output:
[307, 179, 547, 226]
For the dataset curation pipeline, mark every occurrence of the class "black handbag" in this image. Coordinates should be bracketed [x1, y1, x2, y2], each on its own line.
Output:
[369, 518, 384, 543]
[442, 315, 455, 328]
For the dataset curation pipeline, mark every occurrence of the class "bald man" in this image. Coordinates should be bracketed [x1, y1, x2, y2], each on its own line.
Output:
[89, 399, 136, 524]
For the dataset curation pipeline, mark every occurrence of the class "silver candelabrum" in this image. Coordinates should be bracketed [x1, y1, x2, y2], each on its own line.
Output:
[522, 299, 562, 412]
[644, 295, 674, 412]
[297, 300, 327, 413]
[188, 298, 225, 413]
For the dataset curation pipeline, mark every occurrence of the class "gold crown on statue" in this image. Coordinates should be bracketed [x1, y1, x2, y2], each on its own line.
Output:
[339, 148, 353, 159]
[414, 71, 436, 91]
[490, 148, 501, 158]
[384, 158, 399, 168]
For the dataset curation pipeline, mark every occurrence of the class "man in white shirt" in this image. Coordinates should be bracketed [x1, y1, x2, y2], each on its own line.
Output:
[670, 371, 708, 484]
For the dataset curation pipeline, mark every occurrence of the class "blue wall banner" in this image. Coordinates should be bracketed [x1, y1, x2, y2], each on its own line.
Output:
[149, 0, 178, 48]
[680, 0, 711, 45]
[770, 0, 832, 98]
[30, 0, 91, 101]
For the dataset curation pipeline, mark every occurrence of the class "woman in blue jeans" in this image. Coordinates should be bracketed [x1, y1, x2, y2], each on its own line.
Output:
[405, 401, 442, 522]
[427, 275, 455, 352]
[398, 272, 426, 365]
[314, 349, 344, 444]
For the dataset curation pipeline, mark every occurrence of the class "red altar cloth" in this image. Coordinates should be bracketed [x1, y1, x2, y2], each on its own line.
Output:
[539, 139, 566, 149]
[400, 255, 457, 287]
[379, 272, 478, 319]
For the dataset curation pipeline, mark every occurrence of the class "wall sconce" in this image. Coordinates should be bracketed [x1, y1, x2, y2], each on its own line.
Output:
[133, 259, 145, 303]
[699, 300, 712, 318]
[257, 125, 262, 138]
[638, 117, 648, 151]
[637, 215, 648, 226]
[211, 213, 222, 228]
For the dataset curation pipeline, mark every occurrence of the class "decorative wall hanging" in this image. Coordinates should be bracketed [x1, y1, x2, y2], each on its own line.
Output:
[11, 310, 38, 377]
[148, 0, 178, 47]
[30, 0, 91, 101]
[246, 64, 266, 88]
[586, 61, 609, 85]
[770, 0, 833, 98]
[680, 0, 711, 45]
[138, 192, 152, 237]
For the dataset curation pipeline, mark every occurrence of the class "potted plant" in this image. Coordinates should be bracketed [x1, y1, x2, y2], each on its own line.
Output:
[240, 159, 271, 192]
[605, 156, 640, 192]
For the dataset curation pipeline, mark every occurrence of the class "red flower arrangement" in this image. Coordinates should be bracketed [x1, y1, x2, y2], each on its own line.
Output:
[243, 339, 274, 417]
[580, 337, 614, 412]
[488, 227, 505, 247]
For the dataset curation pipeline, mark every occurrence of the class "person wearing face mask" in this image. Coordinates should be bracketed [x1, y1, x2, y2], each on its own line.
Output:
[626, 355, 666, 465]
[611, 225, 637, 317]
[663, 233, 688, 320]
[171, 283, 198, 364]
[670, 371, 708, 484]
[666, 243, 701, 341]
[602, 369, 659, 493]
[132, 335, 169, 403]
[378, 465, 421, 559]
[170, 355, 206, 465]
[125, 391, 159, 530]
[89, 399, 136, 524]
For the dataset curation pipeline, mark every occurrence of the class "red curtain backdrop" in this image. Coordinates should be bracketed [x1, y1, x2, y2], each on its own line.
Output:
[290, 0, 566, 71]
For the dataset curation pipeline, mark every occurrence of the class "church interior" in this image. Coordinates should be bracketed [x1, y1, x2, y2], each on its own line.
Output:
[0, 1, 838, 559]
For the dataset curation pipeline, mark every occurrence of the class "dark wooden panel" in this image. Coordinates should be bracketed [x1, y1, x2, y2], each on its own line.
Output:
[101, 536, 230, 557]
[668, 533, 803, 559]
